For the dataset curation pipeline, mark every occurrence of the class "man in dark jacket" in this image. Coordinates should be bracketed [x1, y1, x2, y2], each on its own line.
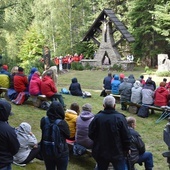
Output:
[127, 117, 153, 170]
[0, 100, 20, 169]
[88, 95, 131, 170]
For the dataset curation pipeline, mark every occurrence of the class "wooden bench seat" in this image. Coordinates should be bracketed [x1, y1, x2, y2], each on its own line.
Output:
[0, 87, 9, 100]
[30, 95, 50, 108]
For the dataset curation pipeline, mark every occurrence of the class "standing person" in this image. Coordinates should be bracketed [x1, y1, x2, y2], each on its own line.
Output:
[119, 77, 133, 110]
[13, 67, 29, 93]
[0, 100, 20, 169]
[13, 122, 42, 166]
[40, 101, 70, 170]
[69, 78, 83, 96]
[88, 95, 131, 170]
[126, 117, 154, 170]
[65, 103, 80, 140]
[43, 46, 51, 71]
[75, 103, 94, 149]
[41, 71, 65, 108]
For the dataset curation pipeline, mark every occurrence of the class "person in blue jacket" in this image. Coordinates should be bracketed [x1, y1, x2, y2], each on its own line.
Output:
[0, 100, 20, 169]
[111, 74, 121, 95]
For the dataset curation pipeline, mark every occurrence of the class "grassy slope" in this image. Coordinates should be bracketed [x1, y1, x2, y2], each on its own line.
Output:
[9, 69, 169, 170]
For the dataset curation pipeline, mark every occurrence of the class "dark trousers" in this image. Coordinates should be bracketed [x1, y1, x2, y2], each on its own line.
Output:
[44, 155, 69, 170]
[96, 157, 126, 170]
[50, 93, 65, 107]
[21, 145, 43, 164]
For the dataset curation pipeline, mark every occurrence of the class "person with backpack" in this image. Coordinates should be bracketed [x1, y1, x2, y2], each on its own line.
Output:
[40, 101, 70, 170]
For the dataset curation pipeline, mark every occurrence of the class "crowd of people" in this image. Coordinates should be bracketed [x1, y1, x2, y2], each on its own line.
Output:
[102, 72, 170, 111]
[0, 64, 157, 170]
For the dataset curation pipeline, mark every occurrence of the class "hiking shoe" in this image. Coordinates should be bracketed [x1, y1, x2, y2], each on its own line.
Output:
[13, 161, 26, 167]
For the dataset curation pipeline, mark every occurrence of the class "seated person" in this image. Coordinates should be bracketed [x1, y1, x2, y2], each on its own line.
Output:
[13, 67, 29, 93]
[75, 103, 94, 149]
[28, 67, 38, 83]
[131, 80, 142, 104]
[0, 64, 11, 77]
[41, 70, 65, 107]
[29, 71, 41, 96]
[111, 74, 120, 95]
[127, 117, 153, 170]
[154, 82, 169, 107]
[69, 78, 83, 96]
[13, 122, 42, 166]
[65, 103, 80, 140]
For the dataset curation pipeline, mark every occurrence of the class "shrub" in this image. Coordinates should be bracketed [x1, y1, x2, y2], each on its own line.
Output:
[111, 64, 122, 71]
[156, 71, 170, 77]
[71, 62, 84, 70]
[144, 66, 150, 72]
[84, 62, 93, 70]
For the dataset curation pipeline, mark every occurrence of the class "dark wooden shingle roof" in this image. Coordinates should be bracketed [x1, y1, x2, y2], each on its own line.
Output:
[82, 9, 135, 43]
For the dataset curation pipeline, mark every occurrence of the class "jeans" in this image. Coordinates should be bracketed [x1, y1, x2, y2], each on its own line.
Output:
[137, 151, 153, 170]
[96, 157, 126, 170]
[0, 164, 11, 170]
[44, 155, 69, 170]
[51, 93, 65, 107]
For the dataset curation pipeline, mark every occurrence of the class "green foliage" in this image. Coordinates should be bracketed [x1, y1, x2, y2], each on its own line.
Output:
[144, 66, 150, 72]
[71, 62, 84, 70]
[156, 71, 170, 77]
[84, 62, 93, 70]
[17, 24, 45, 73]
[111, 64, 122, 71]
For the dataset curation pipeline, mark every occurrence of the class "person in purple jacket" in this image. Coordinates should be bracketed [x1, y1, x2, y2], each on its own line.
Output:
[75, 103, 94, 149]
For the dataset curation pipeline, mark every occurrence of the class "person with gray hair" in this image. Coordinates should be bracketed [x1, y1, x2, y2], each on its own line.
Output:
[75, 103, 94, 149]
[88, 95, 131, 170]
[119, 77, 133, 110]
[127, 117, 153, 170]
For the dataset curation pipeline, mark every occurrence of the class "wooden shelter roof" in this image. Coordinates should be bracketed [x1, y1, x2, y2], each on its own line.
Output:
[82, 8, 135, 43]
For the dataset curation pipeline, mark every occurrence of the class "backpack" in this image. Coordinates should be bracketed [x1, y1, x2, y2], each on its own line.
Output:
[41, 117, 64, 158]
[137, 105, 149, 118]
[12, 92, 26, 105]
[61, 88, 70, 94]
[40, 101, 50, 110]
[0, 74, 9, 88]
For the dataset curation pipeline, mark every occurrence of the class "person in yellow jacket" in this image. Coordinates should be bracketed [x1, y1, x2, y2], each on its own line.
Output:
[65, 103, 80, 140]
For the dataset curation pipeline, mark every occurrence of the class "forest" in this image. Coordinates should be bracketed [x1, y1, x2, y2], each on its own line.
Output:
[0, 0, 169, 71]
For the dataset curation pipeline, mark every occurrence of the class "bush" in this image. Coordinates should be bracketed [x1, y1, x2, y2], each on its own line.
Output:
[156, 71, 170, 77]
[71, 62, 84, 70]
[111, 64, 122, 71]
[84, 62, 93, 70]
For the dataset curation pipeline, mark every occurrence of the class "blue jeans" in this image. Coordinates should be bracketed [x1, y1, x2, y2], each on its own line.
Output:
[137, 151, 153, 170]
[0, 164, 11, 170]
[44, 155, 69, 170]
[96, 157, 126, 170]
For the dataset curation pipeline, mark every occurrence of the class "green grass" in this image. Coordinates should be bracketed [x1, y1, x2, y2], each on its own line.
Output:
[8, 68, 170, 170]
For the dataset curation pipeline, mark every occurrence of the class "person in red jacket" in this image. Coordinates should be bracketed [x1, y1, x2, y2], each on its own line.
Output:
[14, 67, 29, 93]
[29, 71, 41, 96]
[41, 71, 65, 107]
[154, 82, 169, 107]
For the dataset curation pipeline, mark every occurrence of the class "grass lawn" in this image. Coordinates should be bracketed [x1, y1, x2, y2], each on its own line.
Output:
[7, 68, 170, 170]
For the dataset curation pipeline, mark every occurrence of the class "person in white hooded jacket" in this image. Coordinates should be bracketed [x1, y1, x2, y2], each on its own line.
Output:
[13, 122, 42, 166]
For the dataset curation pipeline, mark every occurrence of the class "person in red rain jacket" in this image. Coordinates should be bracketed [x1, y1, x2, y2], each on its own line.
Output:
[154, 82, 169, 107]
[14, 67, 28, 93]
[41, 70, 65, 107]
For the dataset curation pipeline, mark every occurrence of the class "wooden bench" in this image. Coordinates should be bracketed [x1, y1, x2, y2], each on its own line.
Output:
[125, 101, 165, 114]
[0, 87, 9, 100]
[30, 95, 50, 108]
